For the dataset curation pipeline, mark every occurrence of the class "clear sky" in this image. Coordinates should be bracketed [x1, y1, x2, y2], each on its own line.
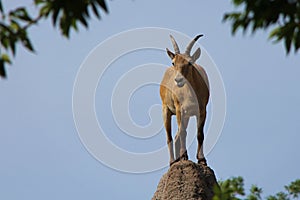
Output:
[1, 0, 300, 199]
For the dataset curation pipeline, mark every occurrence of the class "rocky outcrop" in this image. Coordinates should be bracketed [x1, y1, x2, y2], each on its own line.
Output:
[152, 160, 218, 200]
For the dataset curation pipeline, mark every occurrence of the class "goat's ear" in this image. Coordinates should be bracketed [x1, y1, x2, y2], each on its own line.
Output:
[166, 48, 175, 59]
[191, 48, 201, 62]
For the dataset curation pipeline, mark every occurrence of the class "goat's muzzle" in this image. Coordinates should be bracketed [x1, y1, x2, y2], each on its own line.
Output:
[175, 76, 185, 87]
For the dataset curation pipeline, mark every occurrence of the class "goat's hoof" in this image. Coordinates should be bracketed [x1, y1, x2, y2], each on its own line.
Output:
[198, 158, 207, 166]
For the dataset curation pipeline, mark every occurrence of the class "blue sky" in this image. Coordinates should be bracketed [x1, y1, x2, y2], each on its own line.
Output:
[1, 0, 300, 199]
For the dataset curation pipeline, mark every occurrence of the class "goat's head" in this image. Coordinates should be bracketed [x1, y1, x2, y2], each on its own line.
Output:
[166, 34, 203, 87]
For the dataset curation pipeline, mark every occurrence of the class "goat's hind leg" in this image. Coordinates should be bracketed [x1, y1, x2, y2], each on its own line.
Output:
[197, 110, 207, 165]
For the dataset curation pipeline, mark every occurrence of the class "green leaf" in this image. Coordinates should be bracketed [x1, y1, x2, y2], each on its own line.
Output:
[60, 19, 71, 38]
[10, 20, 20, 31]
[78, 15, 88, 27]
[9, 38, 16, 56]
[71, 18, 78, 31]
[233, 0, 244, 6]
[83, 5, 90, 18]
[9, 7, 32, 22]
[0, 22, 13, 33]
[34, 0, 44, 5]
[40, 4, 51, 17]
[294, 28, 300, 53]
[0, 59, 7, 78]
[52, 8, 60, 26]
[96, 0, 108, 13]
[0, 0, 3, 12]
[22, 38, 35, 52]
[232, 20, 242, 35]
[91, 2, 100, 19]
[1, 37, 10, 49]
[285, 36, 292, 54]
[1, 53, 11, 64]
[269, 27, 281, 40]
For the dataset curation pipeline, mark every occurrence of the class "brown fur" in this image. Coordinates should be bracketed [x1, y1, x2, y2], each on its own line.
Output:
[160, 36, 209, 165]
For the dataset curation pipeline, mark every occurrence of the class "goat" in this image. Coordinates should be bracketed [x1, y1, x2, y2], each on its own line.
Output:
[160, 35, 210, 165]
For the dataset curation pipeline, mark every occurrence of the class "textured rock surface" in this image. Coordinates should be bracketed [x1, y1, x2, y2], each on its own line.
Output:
[152, 160, 218, 200]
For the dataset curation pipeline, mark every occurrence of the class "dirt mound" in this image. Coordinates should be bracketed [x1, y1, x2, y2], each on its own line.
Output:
[152, 160, 218, 200]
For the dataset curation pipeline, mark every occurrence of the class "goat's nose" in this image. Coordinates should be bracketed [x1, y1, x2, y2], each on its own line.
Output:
[175, 77, 183, 83]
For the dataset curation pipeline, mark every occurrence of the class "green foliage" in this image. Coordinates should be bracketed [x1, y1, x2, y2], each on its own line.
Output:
[1, 0, 299, 79]
[224, 0, 300, 54]
[34, 0, 108, 37]
[248, 185, 263, 200]
[213, 177, 246, 200]
[214, 177, 300, 200]
[285, 180, 300, 198]
[0, 5, 36, 77]
[0, 0, 108, 78]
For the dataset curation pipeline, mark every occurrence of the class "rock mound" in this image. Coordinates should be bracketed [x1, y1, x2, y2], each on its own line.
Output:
[152, 160, 218, 200]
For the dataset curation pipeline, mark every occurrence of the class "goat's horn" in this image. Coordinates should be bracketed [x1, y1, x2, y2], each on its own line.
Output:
[185, 34, 203, 55]
[170, 35, 180, 54]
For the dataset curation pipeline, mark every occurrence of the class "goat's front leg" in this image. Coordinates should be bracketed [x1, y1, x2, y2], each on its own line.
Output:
[180, 115, 189, 161]
[175, 108, 189, 161]
[174, 108, 181, 162]
[163, 105, 174, 166]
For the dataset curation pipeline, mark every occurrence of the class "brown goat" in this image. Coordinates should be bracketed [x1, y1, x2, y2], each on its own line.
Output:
[160, 35, 210, 166]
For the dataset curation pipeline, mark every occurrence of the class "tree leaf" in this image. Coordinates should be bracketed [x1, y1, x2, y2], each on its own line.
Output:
[233, 0, 244, 6]
[96, 0, 108, 13]
[34, 0, 44, 5]
[83, 5, 90, 18]
[9, 7, 32, 22]
[9, 38, 16, 56]
[78, 15, 88, 27]
[0, 23, 13, 34]
[91, 2, 100, 19]
[40, 4, 51, 17]
[1, 37, 10, 49]
[60, 18, 71, 38]
[1, 53, 11, 64]
[22, 38, 35, 52]
[10, 20, 20, 31]
[0, 59, 7, 78]
[285, 36, 292, 54]
[0, 0, 3, 13]
[269, 27, 280, 40]
[52, 8, 60, 26]
[294, 28, 300, 52]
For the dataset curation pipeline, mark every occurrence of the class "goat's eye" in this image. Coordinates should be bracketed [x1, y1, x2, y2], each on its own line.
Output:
[172, 62, 175, 66]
